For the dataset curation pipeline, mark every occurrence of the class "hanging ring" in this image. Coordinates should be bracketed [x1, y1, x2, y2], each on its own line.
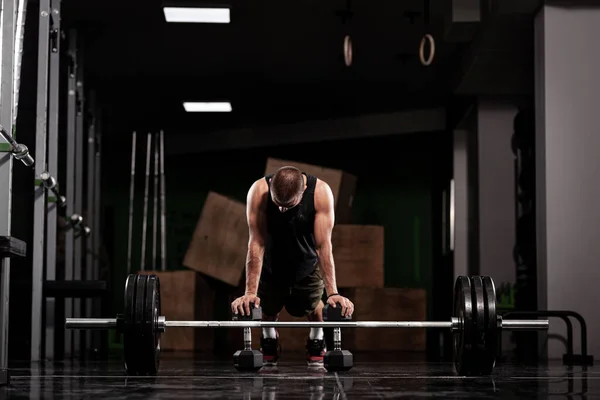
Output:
[419, 34, 435, 66]
[343, 35, 353, 67]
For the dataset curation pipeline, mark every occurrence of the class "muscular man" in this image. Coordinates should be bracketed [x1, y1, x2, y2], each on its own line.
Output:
[231, 166, 354, 366]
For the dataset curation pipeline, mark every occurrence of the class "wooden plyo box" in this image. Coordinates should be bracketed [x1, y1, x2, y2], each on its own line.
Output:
[265, 158, 357, 224]
[183, 192, 249, 287]
[340, 287, 427, 352]
[138, 270, 215, 352]
[332, 225, 384, 288]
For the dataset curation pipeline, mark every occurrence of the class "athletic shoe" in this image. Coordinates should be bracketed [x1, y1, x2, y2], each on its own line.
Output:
[306, 338, 326, 365]
[260, 333, 281, 366]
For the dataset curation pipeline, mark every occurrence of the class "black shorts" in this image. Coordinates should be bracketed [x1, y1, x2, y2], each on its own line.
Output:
[258, 266, 325, 318]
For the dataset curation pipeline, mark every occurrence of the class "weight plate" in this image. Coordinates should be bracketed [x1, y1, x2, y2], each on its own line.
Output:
[123, 274, 140, 375]
[453, 276, 474, 375]
[134, 274, 152, 375]
[482, 276, 498, 375]
[144, 275, 161, 374]
[470, 276, 487, 376]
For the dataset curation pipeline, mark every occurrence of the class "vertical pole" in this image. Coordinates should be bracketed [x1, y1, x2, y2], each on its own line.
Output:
[0, 0, 17, 382]
[126, 132, 136, 275]
[159, 130, 166, 272]
[45, 0, 61, 362]
[152, 133, 158, 270]
[31, 0, 52, 362]
[73, 34, 84, 355]
[12, 0, 27, 126]
[140, 133, 151, 272]
[85, 92, 95, 350]
[64, 30, 77, 356]
[93, 109, 102, 352]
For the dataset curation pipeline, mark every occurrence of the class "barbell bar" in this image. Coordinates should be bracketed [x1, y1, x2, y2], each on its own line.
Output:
[64, 274, 549, 377]
[65, 317, 548, 331]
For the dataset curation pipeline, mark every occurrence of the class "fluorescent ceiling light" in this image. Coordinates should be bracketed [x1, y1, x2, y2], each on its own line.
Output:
[183, 102, 232, 112]
[163, 7, 230, 23]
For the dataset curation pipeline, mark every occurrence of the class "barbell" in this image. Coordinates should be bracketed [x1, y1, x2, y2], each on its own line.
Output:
[65, 274, 548, 376]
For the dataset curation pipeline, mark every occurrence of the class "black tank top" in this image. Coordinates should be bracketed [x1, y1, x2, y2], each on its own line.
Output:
[262, 173, 319, 283]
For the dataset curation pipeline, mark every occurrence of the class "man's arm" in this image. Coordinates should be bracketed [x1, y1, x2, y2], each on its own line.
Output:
[313, 180, 338, 297]
[244, 179, 268, 296]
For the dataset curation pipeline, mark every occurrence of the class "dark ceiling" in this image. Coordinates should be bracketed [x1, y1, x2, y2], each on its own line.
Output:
[59, 0, 539, 136]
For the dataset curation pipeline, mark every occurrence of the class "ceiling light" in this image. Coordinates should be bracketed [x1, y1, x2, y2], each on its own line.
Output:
[183, 102, 232, 112]
[163, 7, 230, 23]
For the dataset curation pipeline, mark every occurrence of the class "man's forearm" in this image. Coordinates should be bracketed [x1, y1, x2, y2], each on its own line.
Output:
[245, 243, 264, 295]
[317, 245, 338, 296]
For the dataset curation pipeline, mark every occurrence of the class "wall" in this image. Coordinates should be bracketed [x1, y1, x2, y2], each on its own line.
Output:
[476, 100, 517, 284]
[103, 132, 445, 319]
[535, 4, 600, 359]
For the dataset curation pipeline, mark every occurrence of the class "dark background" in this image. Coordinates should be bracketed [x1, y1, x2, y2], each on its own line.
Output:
[7, 0, 538, 360]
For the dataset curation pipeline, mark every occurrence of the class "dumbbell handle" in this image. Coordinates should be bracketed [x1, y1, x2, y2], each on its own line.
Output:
[65, 317, 549, 331]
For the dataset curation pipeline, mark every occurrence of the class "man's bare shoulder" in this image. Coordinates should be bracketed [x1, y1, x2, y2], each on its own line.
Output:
[247, 178, 269, 208]
[314, 179, 334, 211]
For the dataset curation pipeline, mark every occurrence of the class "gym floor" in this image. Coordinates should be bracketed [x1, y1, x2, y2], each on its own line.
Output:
[2, 353, 596, 399]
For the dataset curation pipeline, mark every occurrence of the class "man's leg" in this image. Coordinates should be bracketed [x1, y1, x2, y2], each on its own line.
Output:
[257, 278, 286, 366]
[286, 267, 326, 365]
[307, 300, 324, 340]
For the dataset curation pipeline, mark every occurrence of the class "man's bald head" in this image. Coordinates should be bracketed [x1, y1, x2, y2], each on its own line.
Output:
[270, 166, 304, 207]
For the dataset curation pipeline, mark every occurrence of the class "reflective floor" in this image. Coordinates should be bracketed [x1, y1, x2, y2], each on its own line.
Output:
[2, 353, 597, 399]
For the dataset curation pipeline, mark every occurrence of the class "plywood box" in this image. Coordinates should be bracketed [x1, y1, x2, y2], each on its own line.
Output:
[138, 270, 215, 352]
[265, 158, 357, 223]
[183, 192, 248, 286]
[340, 287, 427, 352]
[332, 225, 384, 288]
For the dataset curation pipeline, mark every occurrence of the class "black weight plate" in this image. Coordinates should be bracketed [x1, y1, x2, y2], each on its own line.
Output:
[123, 274, 140, 374]
[470, 276, 487, 376]
[482, 276, 498, 375]
[134, 275, 151, 375]
[143, 275, 161, 374]
[453, 276, 474, 376]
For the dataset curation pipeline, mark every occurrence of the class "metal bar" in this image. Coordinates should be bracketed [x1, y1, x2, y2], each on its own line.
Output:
[12, 0, 27, 127]
[126, 132, 136, 275]
[0, 0, 17, 381]
[73, 33, 84, 355]
[84, 91, 95, 352]
[31, 0, 52, 362]
[159, 130, 166, 272]
[64, 29, 77, 356]
[92, 106, 102, 353]
[65, 318, 550, 330]
[152, 132, 158, 269]
[140, 133, 151, 271]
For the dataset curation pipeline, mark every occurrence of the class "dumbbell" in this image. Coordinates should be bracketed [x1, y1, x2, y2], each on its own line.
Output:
[232, 303, 263, 371]
[322, 303, 353, 372]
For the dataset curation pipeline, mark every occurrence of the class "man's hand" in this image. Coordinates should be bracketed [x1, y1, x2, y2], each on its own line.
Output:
[231, 293, 261, 317]
[327, 295, 354, 318]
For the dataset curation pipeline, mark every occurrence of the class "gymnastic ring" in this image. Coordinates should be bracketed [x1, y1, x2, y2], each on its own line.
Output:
[419, 33, 435, 66]
[343, 35, 353, 67]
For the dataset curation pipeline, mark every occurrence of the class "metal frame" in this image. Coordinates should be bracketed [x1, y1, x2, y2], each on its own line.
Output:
[92, 107, 102, 351]
[140, 133, 151, 271]
[12, 0, 26, 127]
[44, 0, 61, 361]
[64, 29, 77, 356]
[126, 132, 136, 275]
[85, 91, 95, 352]
[0, 0, 18, 384]
[159, 130, 166, 271]
[152, 133, 158, 269]
[73, 32, 84, 355]
[30, 0, 52, 362]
